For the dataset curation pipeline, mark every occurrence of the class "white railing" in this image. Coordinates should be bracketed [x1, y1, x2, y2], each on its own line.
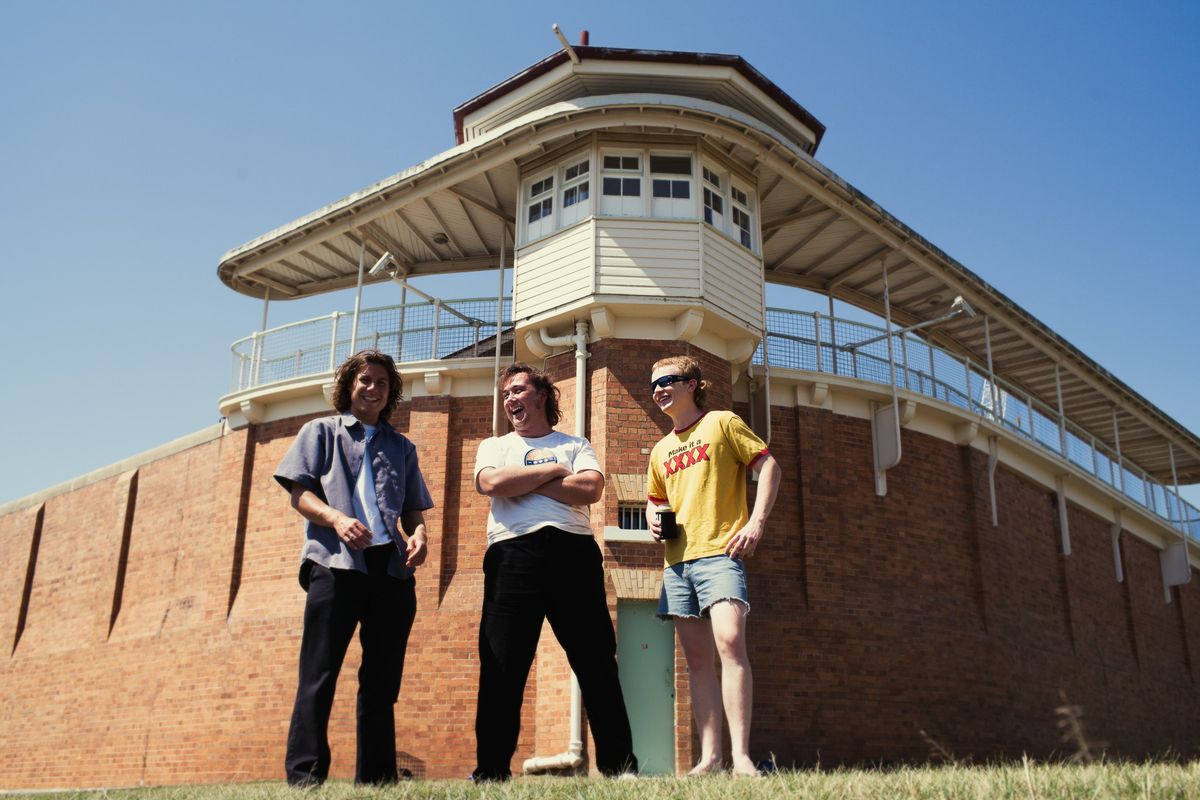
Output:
[226, 298, 1197, 542]
[230, 298, 512, 392]
[756, 308, 1200, 543]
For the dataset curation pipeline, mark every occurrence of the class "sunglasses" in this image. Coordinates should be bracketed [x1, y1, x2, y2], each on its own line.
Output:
[649, 374, 691, 392]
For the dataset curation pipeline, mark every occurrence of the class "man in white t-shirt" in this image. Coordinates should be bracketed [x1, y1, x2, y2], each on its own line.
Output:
[471, 363, 637, 782]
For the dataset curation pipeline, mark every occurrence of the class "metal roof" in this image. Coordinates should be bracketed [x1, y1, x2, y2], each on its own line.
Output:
[216, 58, 1200, 485]
[452, 46, 826, 152]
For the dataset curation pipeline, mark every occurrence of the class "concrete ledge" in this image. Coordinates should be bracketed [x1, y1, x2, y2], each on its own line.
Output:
[603, 526, 656, 544]
[0, 423, 227, 516]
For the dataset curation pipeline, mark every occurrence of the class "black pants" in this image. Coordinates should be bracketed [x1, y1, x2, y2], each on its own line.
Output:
[474, 530, 637, 779]
[285, 547, 417, 785]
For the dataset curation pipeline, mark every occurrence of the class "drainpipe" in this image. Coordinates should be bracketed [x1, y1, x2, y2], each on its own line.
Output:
[522, 319, 589, 774]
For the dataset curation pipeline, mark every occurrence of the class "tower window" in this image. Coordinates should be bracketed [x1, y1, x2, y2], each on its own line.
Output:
[560, 158, 591, 226]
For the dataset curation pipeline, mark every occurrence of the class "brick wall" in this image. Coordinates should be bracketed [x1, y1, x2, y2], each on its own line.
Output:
[1, 340, 1198, 788]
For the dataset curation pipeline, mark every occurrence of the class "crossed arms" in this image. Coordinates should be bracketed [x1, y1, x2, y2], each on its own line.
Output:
[475, 463, 604, 505]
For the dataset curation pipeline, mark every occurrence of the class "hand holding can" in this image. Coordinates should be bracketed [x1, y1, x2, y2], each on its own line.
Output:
[657, 510, 679, 540]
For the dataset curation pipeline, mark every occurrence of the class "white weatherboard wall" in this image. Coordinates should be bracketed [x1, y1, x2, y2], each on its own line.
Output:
[513, 217, 763, 332]
[595, 219, 701, 298]
[701, 226, 762, 330]
[513, 221, 594, 321]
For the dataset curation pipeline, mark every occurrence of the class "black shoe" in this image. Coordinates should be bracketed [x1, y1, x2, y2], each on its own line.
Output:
[470, 768, 511, 783]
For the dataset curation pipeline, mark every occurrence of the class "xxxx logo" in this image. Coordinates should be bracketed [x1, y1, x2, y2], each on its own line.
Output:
[664, 444, 710, 477]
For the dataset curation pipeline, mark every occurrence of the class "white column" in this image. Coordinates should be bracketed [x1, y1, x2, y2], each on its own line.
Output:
[350, 240, 366, 353]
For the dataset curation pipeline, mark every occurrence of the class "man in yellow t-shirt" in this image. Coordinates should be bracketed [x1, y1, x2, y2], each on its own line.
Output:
[645, 355, 781, 777]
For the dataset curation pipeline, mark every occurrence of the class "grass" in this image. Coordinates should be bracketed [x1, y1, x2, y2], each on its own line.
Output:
[6, 761, 1199, 800]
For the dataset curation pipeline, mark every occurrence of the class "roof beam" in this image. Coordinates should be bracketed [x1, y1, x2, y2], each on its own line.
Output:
[394, 209, 444, 262]
[423, 199, 468, 258]
[762, 199, 825, 246]
[246, 273, 299, 297]
[482, 171, 505, 210]
[318, 240, 363, 270]
[806, 229, 868, 274]
[758, 173, 784, 203]
[342, 231, 386, 264]
[360, 221, 420, 268]
[277, 258, 329, 283]
[767, 211, 839, 272]
[448, 186, 515, 225]
[860, 268, 927, 296]
[457, 199, 492, 256]
[761, 199, 826, 233]
[299, 248, 344, 277]
[998, 354, 1060, 373]
[825, 245, 894, 288]
[896, 285, 957, 310]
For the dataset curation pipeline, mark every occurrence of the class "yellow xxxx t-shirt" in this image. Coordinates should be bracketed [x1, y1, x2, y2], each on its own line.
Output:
[646, 410, 769, 567]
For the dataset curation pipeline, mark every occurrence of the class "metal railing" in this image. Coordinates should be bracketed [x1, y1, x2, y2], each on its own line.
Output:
[755, 308, 1200, 543]
[229, 298, 512, 392]
[226, 298, 1197, 542]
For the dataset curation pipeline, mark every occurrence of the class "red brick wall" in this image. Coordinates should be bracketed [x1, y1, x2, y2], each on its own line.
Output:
[2, 341, 1198, 789]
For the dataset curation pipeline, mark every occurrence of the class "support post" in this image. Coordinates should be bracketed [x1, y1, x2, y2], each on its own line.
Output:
[350, 241, 366, 354]
[432, 300, 441, 358]
[1111, 509, 1124, 583]
[987, 435, 999, 527]
[252, 287, 270, 387]
[828, 291, 839, 375]
[1055, 475, 1071, 555]
[928, 339, 937, 399]
[813, 311, 823, 372]
[328, 311, 340, 371]
[984, 316, 999, 423]
[492, 229, 507, 437]
[874, 258, 902, 496]
[1168, 443, 1182, 533]
[397, 285, 408, 361]
[1112, 406, 1125, 494]
[1055, 364, 1068, 458]
[964, 358, 972, 412]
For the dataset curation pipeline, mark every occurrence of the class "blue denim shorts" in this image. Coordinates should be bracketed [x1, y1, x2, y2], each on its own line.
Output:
[657, 555, 749, 619]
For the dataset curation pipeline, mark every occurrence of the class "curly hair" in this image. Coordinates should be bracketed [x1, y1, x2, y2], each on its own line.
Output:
[652, 355, 711, 409]
[499, 362, 561, 427]
[332, 350, 403, 423]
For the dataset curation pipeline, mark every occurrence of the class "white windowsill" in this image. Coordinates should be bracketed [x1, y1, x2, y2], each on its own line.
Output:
[602, 526, 657, 543]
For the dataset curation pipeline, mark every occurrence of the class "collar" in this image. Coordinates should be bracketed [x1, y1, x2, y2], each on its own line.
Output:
[673, 410, 707, 435]
[340, 412, 389, 434]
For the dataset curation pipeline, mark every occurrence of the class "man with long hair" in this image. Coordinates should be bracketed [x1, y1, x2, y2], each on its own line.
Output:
[274, 350, 433, 786]
[645, 355, 780, 776]
[471, 362, 637, 781]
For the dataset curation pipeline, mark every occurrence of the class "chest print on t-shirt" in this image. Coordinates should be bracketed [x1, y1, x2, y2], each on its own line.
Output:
[663, 441, 711, 477]
[524, 448, 559, 466]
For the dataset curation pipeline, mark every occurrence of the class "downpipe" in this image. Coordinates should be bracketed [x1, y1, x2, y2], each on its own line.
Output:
[522, 320, 589, 774]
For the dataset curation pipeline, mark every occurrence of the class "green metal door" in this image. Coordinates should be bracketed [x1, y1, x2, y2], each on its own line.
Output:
[617, 600, 675, 775]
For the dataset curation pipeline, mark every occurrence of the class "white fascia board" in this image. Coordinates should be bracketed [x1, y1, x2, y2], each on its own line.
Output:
[461, 61, 577, 141]
[575, 60, 817, 149]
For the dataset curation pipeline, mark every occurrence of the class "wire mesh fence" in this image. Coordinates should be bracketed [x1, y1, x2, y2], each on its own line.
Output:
[757, 307, 1199, 543]
[229, 299, 1197, 542]
[230, 298, 512, 393]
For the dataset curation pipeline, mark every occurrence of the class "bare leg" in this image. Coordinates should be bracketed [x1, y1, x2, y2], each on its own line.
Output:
[674, 617, 723, 774]
[709, 600, 756, 775]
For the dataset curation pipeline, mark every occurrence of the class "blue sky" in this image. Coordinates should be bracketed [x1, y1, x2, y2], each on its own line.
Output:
[1, 0, 1197, 507]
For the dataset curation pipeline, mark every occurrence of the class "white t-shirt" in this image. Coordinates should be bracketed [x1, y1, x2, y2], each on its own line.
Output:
[474, 430, 602, 546]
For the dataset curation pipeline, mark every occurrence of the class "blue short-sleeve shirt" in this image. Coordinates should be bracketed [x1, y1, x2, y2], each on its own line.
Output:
[274, 412, 434, 584]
